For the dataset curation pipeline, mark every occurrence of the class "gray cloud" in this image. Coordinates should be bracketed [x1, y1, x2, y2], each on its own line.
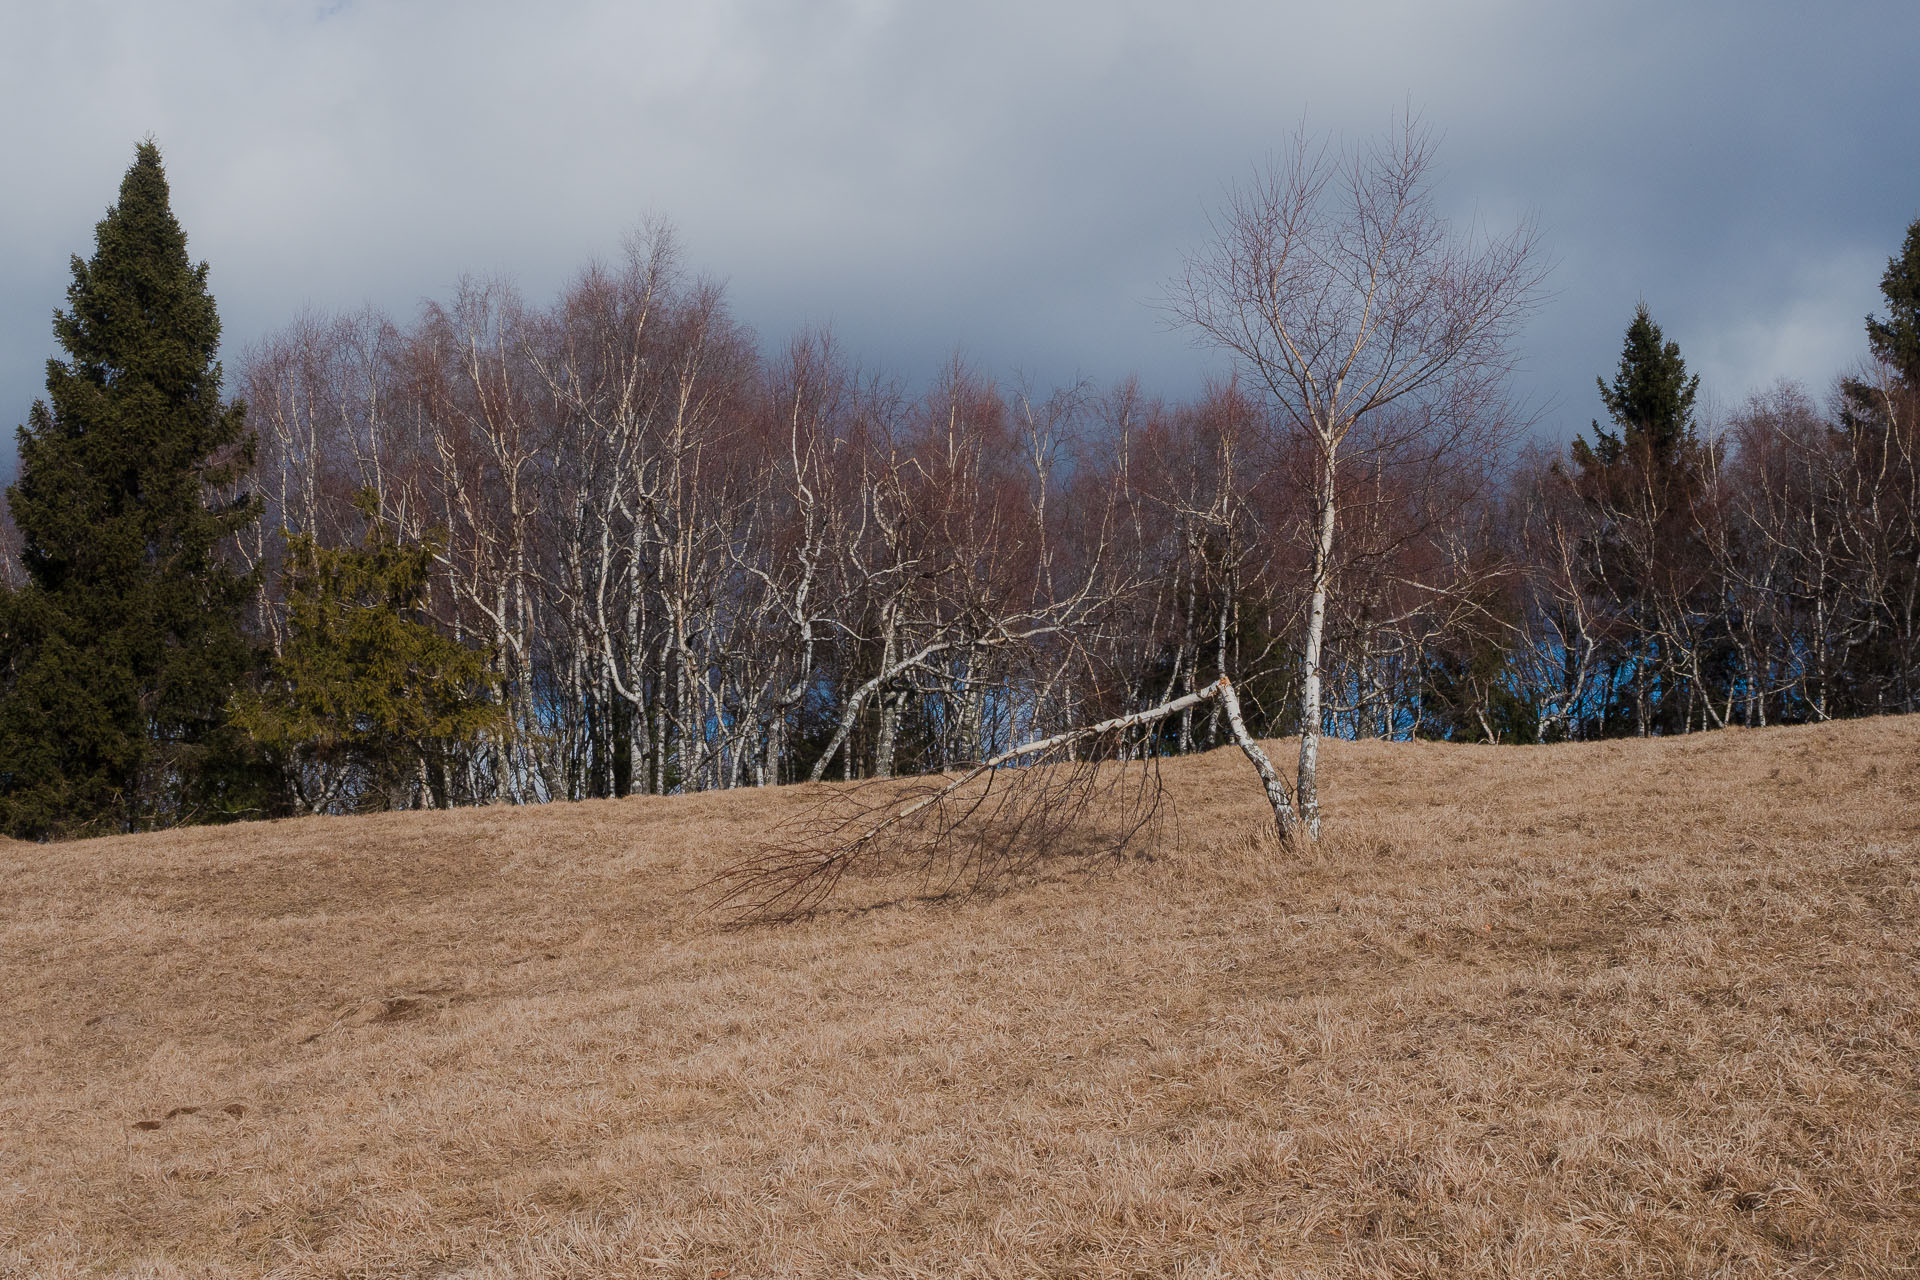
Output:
[4, 0, 1917, 476]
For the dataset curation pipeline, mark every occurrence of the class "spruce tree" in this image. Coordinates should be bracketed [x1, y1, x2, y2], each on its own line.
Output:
[1865, 217, 1920, 383]
[0, 141, 261, 838]
[1572, 302, 1701, 477]
[1837, 217, 1920, 713]
[1567, 304, 1710, 736]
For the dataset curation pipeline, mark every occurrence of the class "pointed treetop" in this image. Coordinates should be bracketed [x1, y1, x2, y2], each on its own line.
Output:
[9, 135, 250, 589]
[1573, 302, 1699, 474]
[53, 139, 220, 399]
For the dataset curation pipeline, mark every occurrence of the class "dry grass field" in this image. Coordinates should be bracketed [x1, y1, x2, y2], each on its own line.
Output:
[3, 719, 1918, 1278]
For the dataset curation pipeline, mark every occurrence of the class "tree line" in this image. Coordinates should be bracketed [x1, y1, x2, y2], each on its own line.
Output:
[1, 136, 1915, 839]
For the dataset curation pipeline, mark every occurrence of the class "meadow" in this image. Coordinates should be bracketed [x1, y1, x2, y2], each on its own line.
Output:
[3, 718, 1917, 1277]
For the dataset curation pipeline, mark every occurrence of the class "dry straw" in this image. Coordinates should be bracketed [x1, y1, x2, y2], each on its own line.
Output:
[2, 717, 1917, 1277]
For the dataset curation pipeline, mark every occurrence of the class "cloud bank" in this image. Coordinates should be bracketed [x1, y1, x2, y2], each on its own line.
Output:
[4, 0, 1916, 473]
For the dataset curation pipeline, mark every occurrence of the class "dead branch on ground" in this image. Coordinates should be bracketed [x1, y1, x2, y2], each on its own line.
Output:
[711, 677, 1294, 921]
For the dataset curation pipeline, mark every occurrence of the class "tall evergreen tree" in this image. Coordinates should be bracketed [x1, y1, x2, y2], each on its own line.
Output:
[1566, 304, 1712, 736]
[1834, 218, 1920, 714]
[0, 141, 262, 838]
[1865, 217, 1920, 383]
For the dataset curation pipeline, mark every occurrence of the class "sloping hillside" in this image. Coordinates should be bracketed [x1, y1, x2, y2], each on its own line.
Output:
[3, 720, 1918, 1278]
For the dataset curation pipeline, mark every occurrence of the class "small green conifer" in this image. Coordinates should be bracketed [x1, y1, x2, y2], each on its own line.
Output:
[233, 494, 503, 812]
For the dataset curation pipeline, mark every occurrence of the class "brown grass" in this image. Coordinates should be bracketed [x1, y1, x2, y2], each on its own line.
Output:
[3, 719, 1918, 1278]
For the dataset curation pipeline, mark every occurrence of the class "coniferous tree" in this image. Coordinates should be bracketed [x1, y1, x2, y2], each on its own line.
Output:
[1567, 304, 1711, 735]
[1572, 303, 1702, 477]
[231, 493, 503, 813]
[0, 141, 262, 838]
[1834, 219, 1920, 713]
[1865, 218, 1920, 383]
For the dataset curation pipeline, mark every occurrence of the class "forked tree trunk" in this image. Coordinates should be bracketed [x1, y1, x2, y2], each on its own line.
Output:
[1216, 679, 1299, 844]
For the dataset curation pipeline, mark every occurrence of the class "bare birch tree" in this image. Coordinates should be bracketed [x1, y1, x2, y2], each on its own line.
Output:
[1171, 113, 1544, 836]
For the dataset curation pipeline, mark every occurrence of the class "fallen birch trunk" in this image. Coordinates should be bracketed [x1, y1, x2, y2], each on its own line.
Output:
[713, 676, 1298, 920]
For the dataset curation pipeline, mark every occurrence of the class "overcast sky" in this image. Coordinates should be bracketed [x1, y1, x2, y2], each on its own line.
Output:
[4, 1, 1917, 477]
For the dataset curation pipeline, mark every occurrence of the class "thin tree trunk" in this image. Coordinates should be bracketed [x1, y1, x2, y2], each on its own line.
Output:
[1296, 456, 1337, 840]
